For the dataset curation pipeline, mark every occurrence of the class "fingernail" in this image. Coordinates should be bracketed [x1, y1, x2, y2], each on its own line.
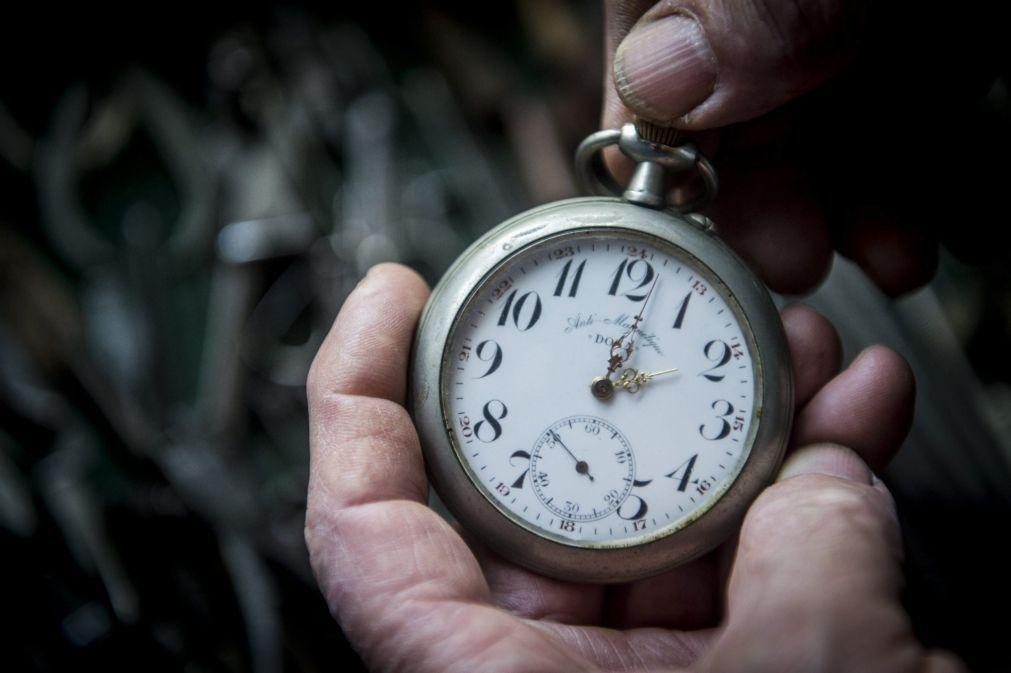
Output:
[778, 444, 873, 484]
[614, 14, 716, 122]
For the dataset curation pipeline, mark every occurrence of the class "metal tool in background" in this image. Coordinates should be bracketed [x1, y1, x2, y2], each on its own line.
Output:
[2, 7, 554, 671]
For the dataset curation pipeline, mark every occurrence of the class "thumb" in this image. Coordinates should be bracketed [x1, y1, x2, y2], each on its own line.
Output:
[610, 0, 866, 129]
[700, 444, 966, 673]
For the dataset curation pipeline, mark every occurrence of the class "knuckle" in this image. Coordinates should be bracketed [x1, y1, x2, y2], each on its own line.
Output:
[306, 333, 343, 403]
[305, 350, 327, 400]
[303, 500, 326, 559]
[303, 490, 337, 584]
[746, 474, 889, 539]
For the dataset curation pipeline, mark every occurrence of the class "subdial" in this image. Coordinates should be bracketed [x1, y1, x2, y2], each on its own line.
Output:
[529, 416, 635, 522]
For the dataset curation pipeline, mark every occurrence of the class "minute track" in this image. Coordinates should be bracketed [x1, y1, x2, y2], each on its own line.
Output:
[444, 231, 759, 545]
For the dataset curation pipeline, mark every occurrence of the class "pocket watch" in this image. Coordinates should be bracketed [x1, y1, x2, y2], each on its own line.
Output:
[410, 121, 793, 583]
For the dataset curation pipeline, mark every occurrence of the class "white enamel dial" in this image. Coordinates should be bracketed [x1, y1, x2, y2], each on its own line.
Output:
[443, 231, 759, 548]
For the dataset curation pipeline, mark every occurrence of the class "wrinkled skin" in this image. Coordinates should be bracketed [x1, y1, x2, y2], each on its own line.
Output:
[304, 264, 964, 672]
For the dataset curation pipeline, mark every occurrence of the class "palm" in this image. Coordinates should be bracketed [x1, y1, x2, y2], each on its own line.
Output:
[304, 265, 958, 673]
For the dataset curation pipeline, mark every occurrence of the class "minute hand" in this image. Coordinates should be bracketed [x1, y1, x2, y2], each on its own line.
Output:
[607, 275, 660, 375]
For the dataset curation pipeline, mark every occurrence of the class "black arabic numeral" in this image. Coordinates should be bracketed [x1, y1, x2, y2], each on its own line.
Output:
[553, 259, 586, 298]
[497, 289, 542, 331]
[666, 454, 698, 492]
[701, 339, 732, 382]
[672, 291, 691, 329]
[497, 289, 515, 326]
[607, 259, 627, 296]
[700, 400, 734, 440]
[515, 291, 542, 330]
[474, 400, 508, 442]
[474, 340, 503, 378]
[508, 450, 531, 488]
[617, 495, 648, 520]
[607, 259, 655, 301]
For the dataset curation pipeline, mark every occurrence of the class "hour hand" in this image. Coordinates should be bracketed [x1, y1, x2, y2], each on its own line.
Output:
[592, 367, 678, 399]
[620, 367, 679, 393]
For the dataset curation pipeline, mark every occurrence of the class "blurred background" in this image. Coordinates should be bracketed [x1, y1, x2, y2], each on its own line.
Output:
[1, 2, 1009, 671]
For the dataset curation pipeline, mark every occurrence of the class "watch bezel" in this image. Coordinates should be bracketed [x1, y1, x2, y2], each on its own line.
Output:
[410, 197, 793, 583]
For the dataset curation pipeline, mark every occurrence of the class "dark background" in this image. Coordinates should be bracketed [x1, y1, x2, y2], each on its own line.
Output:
[1, 2, 1009, 671]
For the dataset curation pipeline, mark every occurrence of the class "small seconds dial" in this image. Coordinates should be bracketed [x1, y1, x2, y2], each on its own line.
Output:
[530, 416, 635, 523]
[445, 230, 758, 548]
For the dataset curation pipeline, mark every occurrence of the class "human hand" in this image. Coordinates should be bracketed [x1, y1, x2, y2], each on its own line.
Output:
[305, 264, 964, 672]
[602, 1, 1006, 296]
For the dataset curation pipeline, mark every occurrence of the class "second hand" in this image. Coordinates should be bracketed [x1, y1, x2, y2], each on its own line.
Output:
[549, 430, 594, 482]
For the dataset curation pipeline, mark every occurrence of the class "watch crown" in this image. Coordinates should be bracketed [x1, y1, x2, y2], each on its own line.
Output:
[633, 118, 683, 149]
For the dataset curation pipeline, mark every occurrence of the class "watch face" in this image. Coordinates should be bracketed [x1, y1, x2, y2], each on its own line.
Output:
[441, 230, 761, 548]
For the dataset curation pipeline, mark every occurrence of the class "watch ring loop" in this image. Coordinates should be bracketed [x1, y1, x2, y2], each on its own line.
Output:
[573, 126, 718, 214]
